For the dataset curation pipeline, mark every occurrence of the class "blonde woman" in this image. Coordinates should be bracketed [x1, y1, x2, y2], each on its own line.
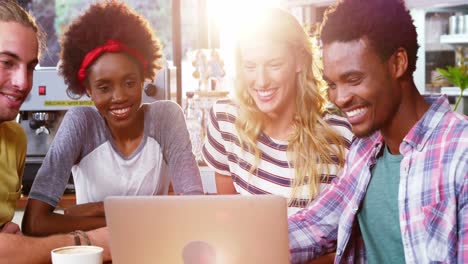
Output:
[202, 8, 354, 214]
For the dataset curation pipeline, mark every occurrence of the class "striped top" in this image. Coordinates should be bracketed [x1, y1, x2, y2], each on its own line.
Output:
[288, 95, 468, 263]
[202, 99, 354, 214]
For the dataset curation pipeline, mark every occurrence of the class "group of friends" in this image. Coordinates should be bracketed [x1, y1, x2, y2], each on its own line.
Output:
[0, 0, 466, 263]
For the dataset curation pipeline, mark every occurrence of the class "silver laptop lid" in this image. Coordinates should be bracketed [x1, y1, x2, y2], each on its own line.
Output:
[105, 195, 290, 264]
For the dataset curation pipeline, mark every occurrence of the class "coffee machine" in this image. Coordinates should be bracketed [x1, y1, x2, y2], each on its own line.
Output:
[18, 64, 173, 194]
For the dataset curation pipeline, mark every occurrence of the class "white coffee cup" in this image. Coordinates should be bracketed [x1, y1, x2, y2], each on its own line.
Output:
[51, 245, 103, 264]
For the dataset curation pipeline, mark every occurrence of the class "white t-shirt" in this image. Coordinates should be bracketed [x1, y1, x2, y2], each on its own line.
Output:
[30, 101, 203, 207]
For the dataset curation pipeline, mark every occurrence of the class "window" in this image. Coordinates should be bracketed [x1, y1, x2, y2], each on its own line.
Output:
[28, 0, 173, 66]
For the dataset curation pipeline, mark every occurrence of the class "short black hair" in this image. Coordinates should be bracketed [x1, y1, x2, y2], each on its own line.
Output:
[321, 0, 419, 76]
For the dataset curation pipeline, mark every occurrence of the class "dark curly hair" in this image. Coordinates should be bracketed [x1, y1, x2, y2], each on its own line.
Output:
[59, 0, 163, 95]
[320, 0, 419, 76]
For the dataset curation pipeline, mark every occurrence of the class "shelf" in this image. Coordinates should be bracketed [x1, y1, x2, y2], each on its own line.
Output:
[406, 0, 468, 9]
[441, 86, 468, 97]
[440, 34, 468, 45]
[194, 90, 229, 98]
[425, 42, 454, 51]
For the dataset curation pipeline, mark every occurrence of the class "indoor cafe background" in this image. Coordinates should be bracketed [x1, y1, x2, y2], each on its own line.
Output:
[12, 0, 468, 224]
[18, 0, 468, 117]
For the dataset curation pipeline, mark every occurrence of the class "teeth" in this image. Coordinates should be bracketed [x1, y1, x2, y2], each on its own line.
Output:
[346, 107, 366, 118]
[110, 107, 130, 115]
[257, 89, 275, 97]
[5, 95, 20, 101]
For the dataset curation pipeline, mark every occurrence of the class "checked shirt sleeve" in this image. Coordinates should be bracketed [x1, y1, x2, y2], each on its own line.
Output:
[288, 173, 351, 263]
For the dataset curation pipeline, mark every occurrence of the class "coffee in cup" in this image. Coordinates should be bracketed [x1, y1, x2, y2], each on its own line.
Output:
[51, 245, 103, 264]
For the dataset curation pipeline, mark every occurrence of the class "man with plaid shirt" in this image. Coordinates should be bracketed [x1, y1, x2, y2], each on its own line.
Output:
[288, 0, 467, 263]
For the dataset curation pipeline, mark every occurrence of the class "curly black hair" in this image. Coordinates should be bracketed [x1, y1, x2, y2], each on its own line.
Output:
[320, 0, 419, 76]
[59, 0, 163, 95]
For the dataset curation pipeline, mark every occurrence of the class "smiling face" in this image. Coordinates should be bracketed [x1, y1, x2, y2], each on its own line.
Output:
[239, 39, 300, 119]
[324, 38, 402, 138]
[86, 52, 143, 131]
[0, 22, 38, 123]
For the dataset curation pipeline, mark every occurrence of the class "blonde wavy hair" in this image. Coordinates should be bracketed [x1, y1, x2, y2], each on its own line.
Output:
[234, 8, 346, 205]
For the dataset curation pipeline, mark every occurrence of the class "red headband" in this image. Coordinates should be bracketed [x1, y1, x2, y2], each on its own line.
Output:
[77, 39, 148, 84]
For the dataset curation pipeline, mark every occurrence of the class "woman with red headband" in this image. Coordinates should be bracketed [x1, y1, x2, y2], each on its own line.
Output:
[22, 1, 203, 236]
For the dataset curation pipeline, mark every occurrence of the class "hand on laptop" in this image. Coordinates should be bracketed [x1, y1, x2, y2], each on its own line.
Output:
[87, 227, 112, 262]
[64, 202, 105, 217]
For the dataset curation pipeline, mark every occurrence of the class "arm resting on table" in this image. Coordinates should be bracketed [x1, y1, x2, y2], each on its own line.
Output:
[0, 227, 111, 264]
[22, 199, 106, 236]
[64, 202, 105, 217]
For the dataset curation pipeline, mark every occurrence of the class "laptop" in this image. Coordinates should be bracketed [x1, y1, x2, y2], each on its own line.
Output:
[104, 195, 290, 264]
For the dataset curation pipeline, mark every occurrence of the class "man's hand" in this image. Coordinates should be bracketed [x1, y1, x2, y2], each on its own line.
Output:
[1, 222, 22, 235]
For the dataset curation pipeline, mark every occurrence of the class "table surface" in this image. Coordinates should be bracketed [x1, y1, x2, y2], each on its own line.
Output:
[16, 183, 179, 209]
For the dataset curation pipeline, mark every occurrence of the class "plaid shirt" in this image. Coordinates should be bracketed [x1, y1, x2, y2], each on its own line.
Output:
[289, 95, 468, 263]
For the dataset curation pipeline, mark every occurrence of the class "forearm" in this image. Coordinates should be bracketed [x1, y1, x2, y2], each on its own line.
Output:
[289, 218, 338, 264]
[288, 184, 346, 263]
[0, 233, 73, 264]
[64, 202, 105, 217]
[288, 217, 324, 263]
[24, 213, 106, 236]
[0, 228, 111, 263]
[23, 200, 107, 236]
